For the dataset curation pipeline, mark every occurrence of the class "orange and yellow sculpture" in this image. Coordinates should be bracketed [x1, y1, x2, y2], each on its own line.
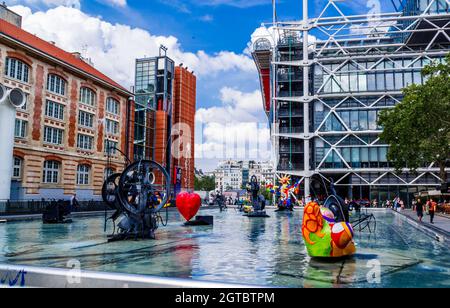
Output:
[302, 202, 356, 258]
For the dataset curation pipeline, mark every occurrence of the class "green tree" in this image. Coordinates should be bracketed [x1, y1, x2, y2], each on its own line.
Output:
[194, 176, 216, 191]
[378, 53, 450, 184]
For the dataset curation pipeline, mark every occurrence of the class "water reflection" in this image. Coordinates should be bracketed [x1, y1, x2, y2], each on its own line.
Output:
[0, 209, 448, 287]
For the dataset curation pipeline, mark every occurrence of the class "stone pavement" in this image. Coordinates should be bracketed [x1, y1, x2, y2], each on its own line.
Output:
[398, 209, 450, 235]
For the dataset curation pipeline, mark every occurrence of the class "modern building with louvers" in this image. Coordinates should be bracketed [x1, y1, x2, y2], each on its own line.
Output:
[252, 0, 450, 204]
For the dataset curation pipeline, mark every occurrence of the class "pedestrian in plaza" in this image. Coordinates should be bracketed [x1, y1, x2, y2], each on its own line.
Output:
[399, 199, 405, 212]
[393, 197, 399, 211]
[428, 198, 437, 224]
[386, 200, 391, 208]
[70, 193, 79, 213]
[416, 199, 424, 222]
[372, 199, 378, 208]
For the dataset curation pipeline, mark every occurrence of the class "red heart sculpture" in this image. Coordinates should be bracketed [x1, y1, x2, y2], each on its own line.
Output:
[176, 192, 202, 222]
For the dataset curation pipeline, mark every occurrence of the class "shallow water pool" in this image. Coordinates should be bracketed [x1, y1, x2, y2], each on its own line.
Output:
[0, 208, 448, 288]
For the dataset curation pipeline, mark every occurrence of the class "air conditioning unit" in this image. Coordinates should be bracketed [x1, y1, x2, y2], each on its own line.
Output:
[0, 84, 26, 108]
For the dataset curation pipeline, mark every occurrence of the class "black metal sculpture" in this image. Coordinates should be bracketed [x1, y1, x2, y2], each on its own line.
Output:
[102, 160, 170, 241]
[42, 200, 73, 224]
[312, 176, 376, 233]
[244, 176, 269, 218]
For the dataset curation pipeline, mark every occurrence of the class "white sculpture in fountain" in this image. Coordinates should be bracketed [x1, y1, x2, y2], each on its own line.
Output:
[0, 84, 26, 201]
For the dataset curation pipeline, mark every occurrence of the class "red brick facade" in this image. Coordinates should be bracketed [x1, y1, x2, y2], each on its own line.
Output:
[32, 65, 44, 141]
[173, 66, 196, 191]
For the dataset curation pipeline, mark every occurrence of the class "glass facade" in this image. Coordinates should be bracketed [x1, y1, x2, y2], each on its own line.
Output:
[134, 58, 157, 161]
[134, 55, 174, 161]
[256, 0, 450, 203]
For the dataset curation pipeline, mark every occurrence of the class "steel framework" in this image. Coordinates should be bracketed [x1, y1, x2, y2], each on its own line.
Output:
[253, 0, 450, 201]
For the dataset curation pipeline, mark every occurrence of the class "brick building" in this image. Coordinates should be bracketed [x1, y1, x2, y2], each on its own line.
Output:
[173, 66, 196, 192]
[0, 18, 133, 201]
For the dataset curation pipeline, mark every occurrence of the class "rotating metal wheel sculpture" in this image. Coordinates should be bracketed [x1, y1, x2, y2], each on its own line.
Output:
[102, 160, 170, 241]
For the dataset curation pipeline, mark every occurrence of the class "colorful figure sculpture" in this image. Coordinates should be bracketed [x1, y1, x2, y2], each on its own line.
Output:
[266, 176, 303, 211]
[302, 201, 356, 258]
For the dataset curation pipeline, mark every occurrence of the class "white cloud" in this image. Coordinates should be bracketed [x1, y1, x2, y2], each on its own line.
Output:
[10, 5, 256, 88]
[195, 0, 268, 8]
[196, 87, 264, 124]
[9, 4, 267, 170]
[195, 87, 271, 164]
[246, 25, 317, 55]
[101, 0, 127, 7]
[8, 0, 128, 9]
[8, 0, 80, 9]
[199, 14, 214, 22]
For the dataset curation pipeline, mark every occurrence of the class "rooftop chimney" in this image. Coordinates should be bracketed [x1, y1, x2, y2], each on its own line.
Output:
[0, 2, 22, 28]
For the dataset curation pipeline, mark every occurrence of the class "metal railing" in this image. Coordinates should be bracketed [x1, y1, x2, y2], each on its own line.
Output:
[0, 199, 107, 216]
[0, 264, 267, 288]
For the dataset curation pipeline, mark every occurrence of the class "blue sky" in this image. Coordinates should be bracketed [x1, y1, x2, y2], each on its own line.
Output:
[9, 0, 399, 171]
[80, 0, 398, 54]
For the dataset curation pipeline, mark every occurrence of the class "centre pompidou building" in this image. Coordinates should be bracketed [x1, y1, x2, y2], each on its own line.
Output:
[253, 0, 450, 203]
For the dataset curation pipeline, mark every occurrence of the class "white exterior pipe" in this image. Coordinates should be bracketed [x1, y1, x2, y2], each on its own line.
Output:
[0, 85, 26, 201]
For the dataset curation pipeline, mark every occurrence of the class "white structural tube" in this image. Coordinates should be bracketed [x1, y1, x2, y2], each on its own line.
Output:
[0, 84, 26, 201]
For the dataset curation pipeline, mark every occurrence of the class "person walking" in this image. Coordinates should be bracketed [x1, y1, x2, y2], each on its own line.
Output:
[393, 197, 399, 211]
[399, 199, 405, 212]
[70, 193, 79, 213]
[428, 198, 437, 224]
[416, 199, 424, 222]
[372, 199, 378, 208]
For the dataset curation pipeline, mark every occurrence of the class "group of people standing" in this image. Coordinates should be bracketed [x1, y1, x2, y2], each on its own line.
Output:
[414, 198, 438, 224]
[381, 197, 405, 210]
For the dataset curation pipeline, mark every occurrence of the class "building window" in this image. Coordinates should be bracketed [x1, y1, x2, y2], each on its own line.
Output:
[14, 119, 27, 138]
[78, 111, 94, 128]
[46, 74, 66, 96]
[104, 139, 118, 155]
[43, 126, 64, 145]
[12, 157, 23, 179]
[106, 119, 119, 135]
[45, 100, 65, 120]
[106, 97, 120, 115]
[5, 58, 30, 83]
[76, 164, 90, 185]
[80, 87, 96, 106]
[43, 160, 60, 184]
[104, 168, 114, 179]
[77, 134, 94, 150]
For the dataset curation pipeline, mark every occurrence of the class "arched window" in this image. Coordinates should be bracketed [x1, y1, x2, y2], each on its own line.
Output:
[47, 74, 66, 96]
[77, 164, 90, 185]
[106, 97, 120, 115]
[80, 87, 96, 106]
[12, 157, 23, 179]
[5, 57, 30, 83]
[43, 160, 60, 184]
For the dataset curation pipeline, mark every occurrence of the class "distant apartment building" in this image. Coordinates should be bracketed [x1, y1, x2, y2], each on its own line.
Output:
[134, 51, 196, 192]
[213, 160, 274, 191]
[214, 161, 244, 191]
[0, 14, 133, 200]
[248, 161, 275, 184]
